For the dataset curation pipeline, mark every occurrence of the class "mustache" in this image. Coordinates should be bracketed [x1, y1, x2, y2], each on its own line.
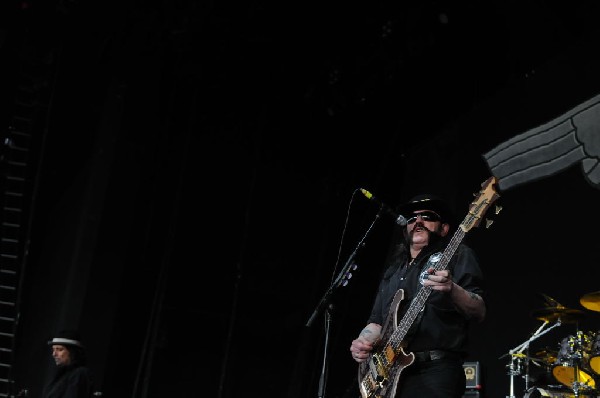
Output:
[409, 222, 432, 236]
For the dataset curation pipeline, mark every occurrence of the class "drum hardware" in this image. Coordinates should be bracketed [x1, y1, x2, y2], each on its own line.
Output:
[524, 385, 598, 397]
[590, 332, 600, 376]
[552, 330, 597, 396]
[580, 291, 600, 378]
[506, 296, 597, 398]
[502, 320, 562, 398]
[507, 353, 527, 375]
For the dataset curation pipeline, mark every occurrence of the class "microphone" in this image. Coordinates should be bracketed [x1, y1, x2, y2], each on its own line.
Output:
[359, 188, 407, 226]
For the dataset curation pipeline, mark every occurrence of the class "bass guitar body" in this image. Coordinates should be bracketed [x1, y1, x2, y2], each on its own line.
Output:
[357, 289, 414, 398]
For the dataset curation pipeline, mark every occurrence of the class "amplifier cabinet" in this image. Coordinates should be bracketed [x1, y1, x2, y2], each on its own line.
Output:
[463, 361, 481, 390]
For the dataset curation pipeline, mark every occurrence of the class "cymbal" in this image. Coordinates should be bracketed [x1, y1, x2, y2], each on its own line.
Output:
[510, 350, 558, 365]
[537, 292, 564, 308]
[580, 291, 600, 312]
[530, 307, 585, 323]
[531, 349, 558, 365]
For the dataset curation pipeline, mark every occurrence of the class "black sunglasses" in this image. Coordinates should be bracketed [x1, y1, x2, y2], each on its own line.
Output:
[406, 211, 442, 224]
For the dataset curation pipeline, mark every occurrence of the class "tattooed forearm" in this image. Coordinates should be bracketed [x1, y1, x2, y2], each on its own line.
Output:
[451, 285, 486, 322]
[360, 328, 374, 338]
[359, 323, 382, 343]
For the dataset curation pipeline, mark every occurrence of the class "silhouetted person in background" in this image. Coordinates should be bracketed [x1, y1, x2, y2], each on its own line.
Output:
[42, 330, 94, 398]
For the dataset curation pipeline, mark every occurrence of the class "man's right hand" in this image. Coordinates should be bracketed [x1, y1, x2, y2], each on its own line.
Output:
[349, 323, 381, 363]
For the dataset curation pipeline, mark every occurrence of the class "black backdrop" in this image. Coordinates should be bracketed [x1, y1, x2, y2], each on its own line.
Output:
[3, 1, 600, 398]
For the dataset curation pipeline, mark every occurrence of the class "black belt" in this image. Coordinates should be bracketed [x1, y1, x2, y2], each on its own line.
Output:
[413, 350, 461, 362]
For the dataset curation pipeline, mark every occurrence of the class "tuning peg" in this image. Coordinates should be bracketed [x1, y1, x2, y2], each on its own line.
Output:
[495, 205, 502, 215]
[485, 219, 494, 228]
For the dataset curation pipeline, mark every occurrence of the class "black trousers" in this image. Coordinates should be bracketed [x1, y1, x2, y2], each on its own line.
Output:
[395, 357, 466, 398]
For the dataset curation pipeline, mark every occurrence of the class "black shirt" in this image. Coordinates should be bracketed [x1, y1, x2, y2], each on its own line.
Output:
[42, 365, 93, 398]
[367, 237, 485, 355]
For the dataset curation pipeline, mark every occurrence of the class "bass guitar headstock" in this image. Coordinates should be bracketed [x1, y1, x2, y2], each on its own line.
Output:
[461, 176, 501, 233]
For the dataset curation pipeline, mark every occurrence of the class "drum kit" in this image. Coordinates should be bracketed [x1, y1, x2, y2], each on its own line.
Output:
[504, 291, 600, 398]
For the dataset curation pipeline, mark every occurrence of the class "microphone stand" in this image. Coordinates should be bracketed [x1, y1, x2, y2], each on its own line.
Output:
[305, 210, 384, 398]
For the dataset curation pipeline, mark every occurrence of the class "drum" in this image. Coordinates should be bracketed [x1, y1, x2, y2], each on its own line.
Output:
[590, 332, 600, 375]
[524, 386, 597, 397]
[552, 332, 596, 390]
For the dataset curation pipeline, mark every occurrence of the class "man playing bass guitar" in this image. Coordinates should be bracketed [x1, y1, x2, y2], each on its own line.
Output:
[350, 192, 488, 398]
